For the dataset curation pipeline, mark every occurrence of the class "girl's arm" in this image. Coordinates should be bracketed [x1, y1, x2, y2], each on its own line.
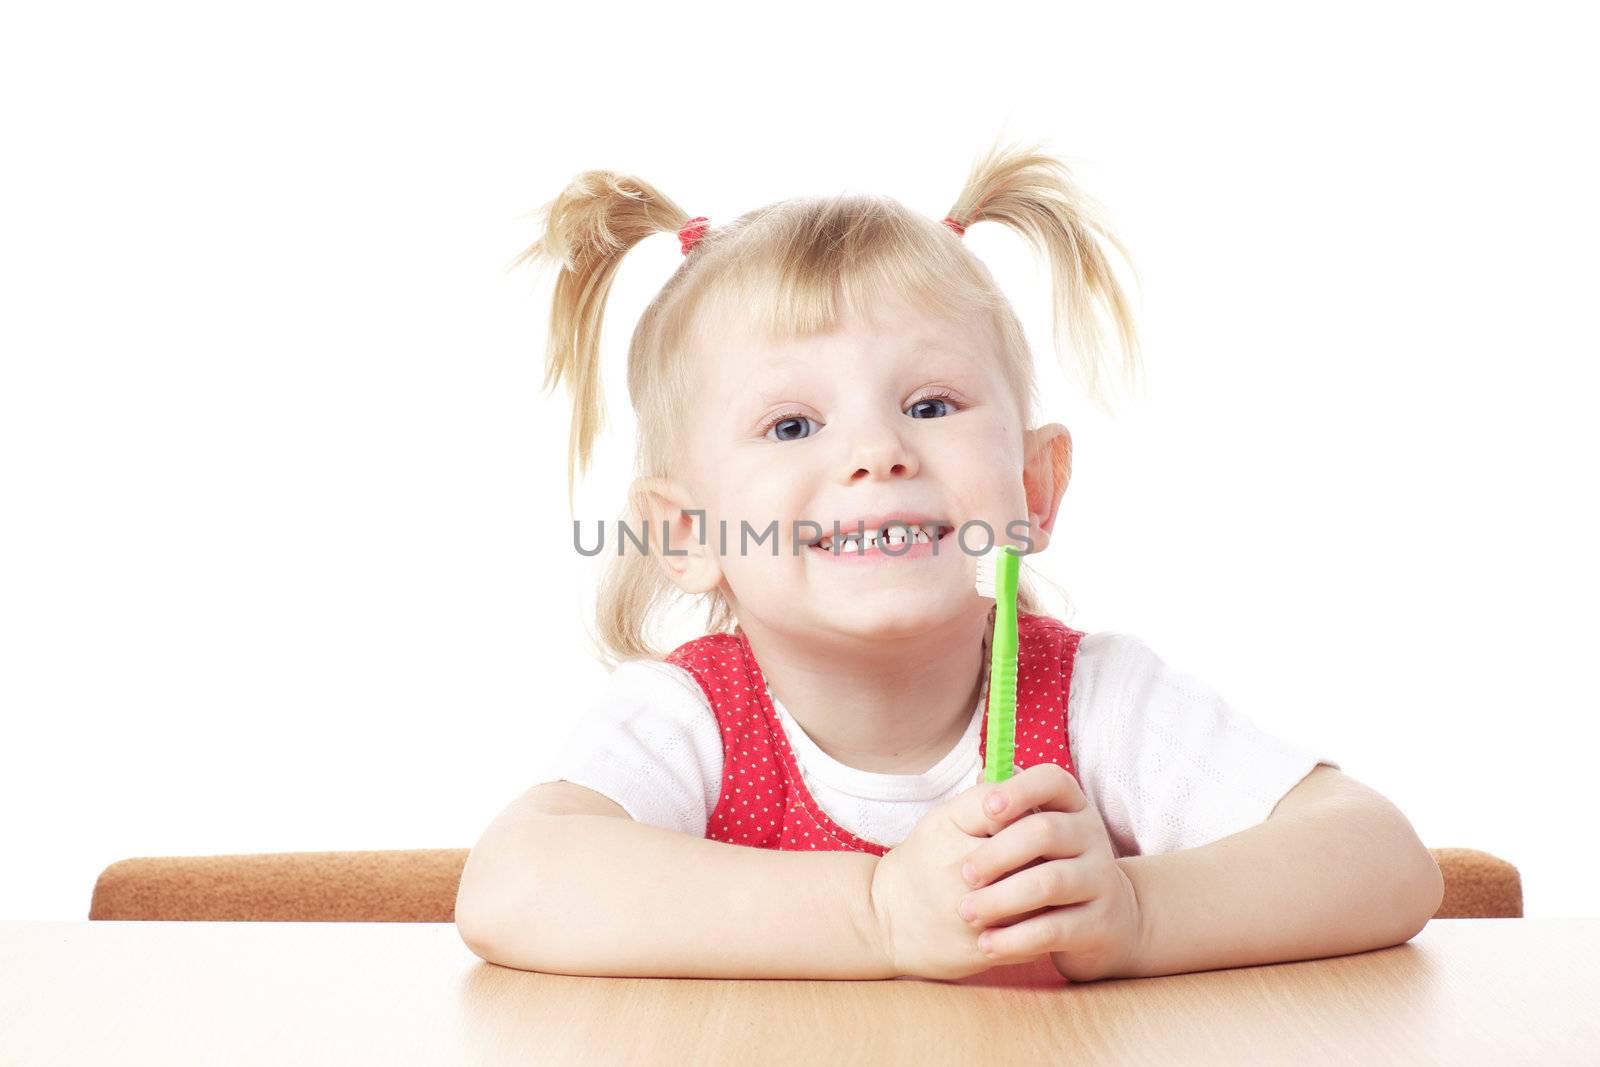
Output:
[1113, 765, 1444, 977]
[455, 781, 890, 979]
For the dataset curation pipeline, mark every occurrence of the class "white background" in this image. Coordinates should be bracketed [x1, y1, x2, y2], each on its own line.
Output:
[2, 1, 1595, 920]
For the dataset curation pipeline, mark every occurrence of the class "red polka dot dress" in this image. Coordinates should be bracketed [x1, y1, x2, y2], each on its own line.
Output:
[662, 611, 1086, 856]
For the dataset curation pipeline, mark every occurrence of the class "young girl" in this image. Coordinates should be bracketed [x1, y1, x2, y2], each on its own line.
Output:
[455, 142, 1444, 983]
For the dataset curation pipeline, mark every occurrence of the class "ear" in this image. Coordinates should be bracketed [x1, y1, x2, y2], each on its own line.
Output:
[629, 476, 724, 595]
[1019, 423, 1072, 554]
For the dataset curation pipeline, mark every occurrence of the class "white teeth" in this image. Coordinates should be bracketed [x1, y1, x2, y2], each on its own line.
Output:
[814, 524, 943, 551]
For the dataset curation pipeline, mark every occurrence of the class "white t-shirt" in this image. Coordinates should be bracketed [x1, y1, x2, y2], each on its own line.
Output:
[546, 631, 1338, 856]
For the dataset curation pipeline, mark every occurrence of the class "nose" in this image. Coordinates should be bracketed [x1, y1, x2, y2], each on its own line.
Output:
[842, 418, 920, 483]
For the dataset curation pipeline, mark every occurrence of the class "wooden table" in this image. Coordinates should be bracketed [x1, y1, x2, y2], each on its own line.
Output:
[2, 918, 1596, 1064]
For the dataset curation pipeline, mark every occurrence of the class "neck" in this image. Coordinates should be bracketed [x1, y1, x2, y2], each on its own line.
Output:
[735, 607, 994, 774]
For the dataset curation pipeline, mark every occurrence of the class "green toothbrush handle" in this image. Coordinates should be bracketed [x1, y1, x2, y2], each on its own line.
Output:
[983, 546, 1021, 784]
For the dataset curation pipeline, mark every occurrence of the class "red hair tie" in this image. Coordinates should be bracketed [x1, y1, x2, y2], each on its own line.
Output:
[678, 216, 710, 255]
[941, 216, 968, 237]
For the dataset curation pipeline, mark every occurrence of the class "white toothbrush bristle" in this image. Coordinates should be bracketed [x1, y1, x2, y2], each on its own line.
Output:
[974, 547, 998, 599]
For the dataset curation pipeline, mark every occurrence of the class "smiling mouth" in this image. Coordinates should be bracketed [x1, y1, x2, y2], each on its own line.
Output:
[808, 522, 956, 555]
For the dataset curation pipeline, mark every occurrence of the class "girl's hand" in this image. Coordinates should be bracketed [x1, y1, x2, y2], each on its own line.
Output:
[868, 773, 1056, 980]
[959, 762, 1146, 982]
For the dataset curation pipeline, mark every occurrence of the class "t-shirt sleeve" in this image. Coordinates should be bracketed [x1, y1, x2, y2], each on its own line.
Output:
[1066, 632, 1340, 856]
[540, 659, 724, 838]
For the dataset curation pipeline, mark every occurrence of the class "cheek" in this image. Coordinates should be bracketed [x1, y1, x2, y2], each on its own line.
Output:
[703, 482, 811, 566]
[949, 419, 1024, 495]
[946, 408, 1015, 455]
[719, 477, 796, 528]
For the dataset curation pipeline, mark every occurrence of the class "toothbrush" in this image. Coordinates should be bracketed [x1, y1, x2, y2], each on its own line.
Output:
[974, 543, 1023, 784]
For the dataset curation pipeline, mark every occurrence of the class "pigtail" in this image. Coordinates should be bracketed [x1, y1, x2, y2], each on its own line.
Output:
[514, 170, 695, 507]
[945, 140, 1142, 407]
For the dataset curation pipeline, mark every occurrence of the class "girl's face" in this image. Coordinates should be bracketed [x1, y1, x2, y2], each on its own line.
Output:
[659, 296, 1066, 644]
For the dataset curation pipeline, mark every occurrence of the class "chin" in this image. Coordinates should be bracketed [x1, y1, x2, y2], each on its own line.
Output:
[813, 588, 982, 642]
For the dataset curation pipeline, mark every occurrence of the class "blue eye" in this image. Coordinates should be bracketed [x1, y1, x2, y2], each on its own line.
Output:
[766, 414, 818, 442]
[764, 390, 959, 440]
[907, 395, 955, 419]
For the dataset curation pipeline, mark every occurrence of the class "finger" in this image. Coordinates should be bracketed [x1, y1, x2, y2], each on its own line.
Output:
[950, 762, 1085, 839]
[958, 857, 1096, 928]
[1000, 762, 1086, 816]
[961, 810, 1092, 889]
[972, 767, 1041, 815]
[977, 904, 1086, 963]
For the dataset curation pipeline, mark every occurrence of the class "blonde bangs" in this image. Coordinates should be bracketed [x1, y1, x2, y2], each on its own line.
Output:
[688, 198, 998, 332]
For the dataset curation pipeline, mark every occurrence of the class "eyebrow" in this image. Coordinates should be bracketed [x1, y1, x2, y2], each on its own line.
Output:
[746, 371, 816, 411]
[748, 342, 972, 391]
[737, 336, 983, 412]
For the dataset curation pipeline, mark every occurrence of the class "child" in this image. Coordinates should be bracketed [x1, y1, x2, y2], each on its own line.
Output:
[455, 141, 1444, 982]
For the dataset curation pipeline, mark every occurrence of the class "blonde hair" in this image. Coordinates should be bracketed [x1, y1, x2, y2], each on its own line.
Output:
[517, 139, 1141, 667]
